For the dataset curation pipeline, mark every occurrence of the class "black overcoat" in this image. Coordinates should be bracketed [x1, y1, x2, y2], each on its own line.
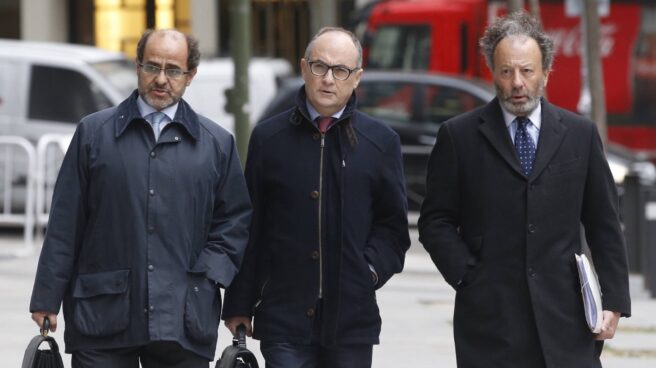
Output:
[30, 91, 252, 359]
[223, 89, 410, 345]
[418, 98, 631, 368]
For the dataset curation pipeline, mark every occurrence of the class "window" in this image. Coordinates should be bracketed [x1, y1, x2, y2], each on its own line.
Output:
[368, 25, 431, 71]
[357, 81, 415, 122]
[92, 59, 137, 97]
[424, 84, 486, 124]
[28, 65, 112, 123]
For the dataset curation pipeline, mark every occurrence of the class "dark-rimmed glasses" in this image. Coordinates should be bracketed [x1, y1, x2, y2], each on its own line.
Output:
[138, 63, 190, 79]
[308, 60, 360, 81]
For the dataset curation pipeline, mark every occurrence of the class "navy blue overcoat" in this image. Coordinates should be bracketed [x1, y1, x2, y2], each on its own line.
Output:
[223, 88, 410, 345]
[30, 91, 252, 359]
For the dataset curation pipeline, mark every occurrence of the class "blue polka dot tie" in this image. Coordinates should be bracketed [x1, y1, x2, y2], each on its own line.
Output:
[514, 117, 536, 176]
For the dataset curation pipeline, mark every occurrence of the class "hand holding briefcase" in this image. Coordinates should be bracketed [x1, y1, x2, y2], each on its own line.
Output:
[215, 324, 259, 368]
[22, 317, 64, 368]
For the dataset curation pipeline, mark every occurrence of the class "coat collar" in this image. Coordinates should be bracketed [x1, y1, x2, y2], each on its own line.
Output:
[288, 85, 358, 128]
[478, 97, 567, 181]
[115, 90, 201, 141]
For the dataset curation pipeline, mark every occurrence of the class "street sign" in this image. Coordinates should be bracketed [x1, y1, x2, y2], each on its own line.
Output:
[565, 0, 610, 18]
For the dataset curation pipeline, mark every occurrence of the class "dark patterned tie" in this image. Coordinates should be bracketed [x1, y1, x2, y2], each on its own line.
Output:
[514, 117, 536, 176]
[317, 116, 333, 133]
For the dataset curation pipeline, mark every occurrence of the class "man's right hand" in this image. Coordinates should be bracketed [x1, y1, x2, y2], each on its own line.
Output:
[224, 316, 253, 337]
[31, 311, 58, 332]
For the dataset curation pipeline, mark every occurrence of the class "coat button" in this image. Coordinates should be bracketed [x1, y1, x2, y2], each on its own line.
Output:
[150, 151, 156, 158]
[310, 190, 320, 199]
[528, 224, 536, 233]
[149, 189, 155, 196]
[306, 308, 315, 317]
[174, 136, 180, 141]
[193, 286, 199, 292]
[144, 308, 148, 314]
[149, 305, 155, 312]
[148, 264, 154, 271]
[312, 132, 320, 141]
[311, 250, 320, 260]
[528, 267, 536, 277]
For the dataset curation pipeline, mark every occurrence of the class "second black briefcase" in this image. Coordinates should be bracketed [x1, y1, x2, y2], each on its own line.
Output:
[215, 325, 259, 368]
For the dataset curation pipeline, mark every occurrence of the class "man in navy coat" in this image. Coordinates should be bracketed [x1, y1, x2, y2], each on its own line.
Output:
[418, 11, 631, 368]
[29, 29, 251, 367]
[222, 27, 410, 368]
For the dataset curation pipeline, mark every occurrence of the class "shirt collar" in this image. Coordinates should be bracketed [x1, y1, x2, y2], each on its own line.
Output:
[305, 99, 346, 121]
[501, 100, 542, 130]
[115, 90, 200, 141]
[137, 95, 178, 121]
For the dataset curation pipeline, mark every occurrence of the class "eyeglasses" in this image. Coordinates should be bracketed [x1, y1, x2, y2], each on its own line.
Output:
[138, 63, 190, 79]
[308, 60, 359, 81]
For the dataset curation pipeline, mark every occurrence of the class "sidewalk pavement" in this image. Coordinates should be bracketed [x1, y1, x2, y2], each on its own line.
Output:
[2, 230, 656, 367]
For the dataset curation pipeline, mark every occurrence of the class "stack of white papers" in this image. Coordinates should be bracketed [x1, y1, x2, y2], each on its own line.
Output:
[575, 253, 603, 333]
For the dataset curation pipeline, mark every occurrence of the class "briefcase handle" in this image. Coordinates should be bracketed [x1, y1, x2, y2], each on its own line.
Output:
[233, 324, 247, 349]
[40, 316, 51, 337]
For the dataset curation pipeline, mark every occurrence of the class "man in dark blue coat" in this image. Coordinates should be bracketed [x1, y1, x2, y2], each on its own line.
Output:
[29, 29, 252, 367]
[222, 27, 410, 368]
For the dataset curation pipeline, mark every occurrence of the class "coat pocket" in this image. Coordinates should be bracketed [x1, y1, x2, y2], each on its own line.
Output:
[184, 271, 221, 343]
[72, 269, 130, 337]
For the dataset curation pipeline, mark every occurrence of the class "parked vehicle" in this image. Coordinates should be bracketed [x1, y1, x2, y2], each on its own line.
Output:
[183, 57, 292, 132]
[262, 71, 654, 210]
[0, 39, 134, 142]
[259, 71, 495, 209]
[0, 39, 289, 213]
[360, 0, 656, 160]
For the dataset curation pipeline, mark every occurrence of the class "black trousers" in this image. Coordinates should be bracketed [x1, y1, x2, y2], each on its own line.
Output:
[71, 341, 209, 368]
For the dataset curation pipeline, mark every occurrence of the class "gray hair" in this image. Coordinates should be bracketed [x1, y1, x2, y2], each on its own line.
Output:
[479, 11, 554, 71]
[136, 29, 201, 70]
[304, 27, 362, 68]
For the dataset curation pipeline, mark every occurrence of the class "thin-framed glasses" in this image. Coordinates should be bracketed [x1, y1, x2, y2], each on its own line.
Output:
[138, 63, 190, 79]
[308, 60, 359, 81]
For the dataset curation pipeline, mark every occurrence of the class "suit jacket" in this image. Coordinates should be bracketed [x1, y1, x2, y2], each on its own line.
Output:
[418, 98, 631, 368]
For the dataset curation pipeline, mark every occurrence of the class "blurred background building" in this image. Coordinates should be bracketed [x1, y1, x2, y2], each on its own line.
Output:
[0, 0, 366, 63]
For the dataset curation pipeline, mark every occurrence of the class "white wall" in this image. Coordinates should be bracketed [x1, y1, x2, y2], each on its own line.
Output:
[21, 0, 67, 42]
[191, 0, 218, 57]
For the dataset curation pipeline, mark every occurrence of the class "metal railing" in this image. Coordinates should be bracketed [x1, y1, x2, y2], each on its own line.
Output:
[0, 136, 37, 256]
[0, 134, 71, 257]
[35, 134, 71, 231]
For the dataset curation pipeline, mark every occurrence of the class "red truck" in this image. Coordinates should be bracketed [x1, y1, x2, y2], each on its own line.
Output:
[361, 0, 656, 158]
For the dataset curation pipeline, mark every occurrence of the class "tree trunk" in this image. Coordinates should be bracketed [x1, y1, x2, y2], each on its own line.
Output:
[583, 0, 608, 144]
[507, 0, 525, 13]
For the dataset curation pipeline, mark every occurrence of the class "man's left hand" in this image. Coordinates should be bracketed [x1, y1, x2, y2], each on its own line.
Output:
[595, 310, 621, 340]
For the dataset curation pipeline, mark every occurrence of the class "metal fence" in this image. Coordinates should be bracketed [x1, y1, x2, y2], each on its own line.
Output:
[0, 134, 70, 257]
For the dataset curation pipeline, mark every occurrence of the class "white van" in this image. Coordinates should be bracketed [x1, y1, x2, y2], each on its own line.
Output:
[0, 39, 291, 139]
[0, 39, 136, 142]
[0, 39, 290, 214]
[184, 58, 292, 132]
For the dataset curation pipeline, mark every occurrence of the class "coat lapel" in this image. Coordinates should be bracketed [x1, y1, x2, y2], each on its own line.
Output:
[478, 99, 525, 177]
[530, 99, 567, 181]
[478, 98, 568, 181]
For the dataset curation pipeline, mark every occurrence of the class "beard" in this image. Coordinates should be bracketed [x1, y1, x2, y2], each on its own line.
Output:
[139, 83, 180, 110]
[497, 81, 545, 116]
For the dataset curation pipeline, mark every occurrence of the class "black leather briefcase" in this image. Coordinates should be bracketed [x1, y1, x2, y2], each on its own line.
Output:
[215, 324, 259, 368]
[22, 317, 64, 368]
